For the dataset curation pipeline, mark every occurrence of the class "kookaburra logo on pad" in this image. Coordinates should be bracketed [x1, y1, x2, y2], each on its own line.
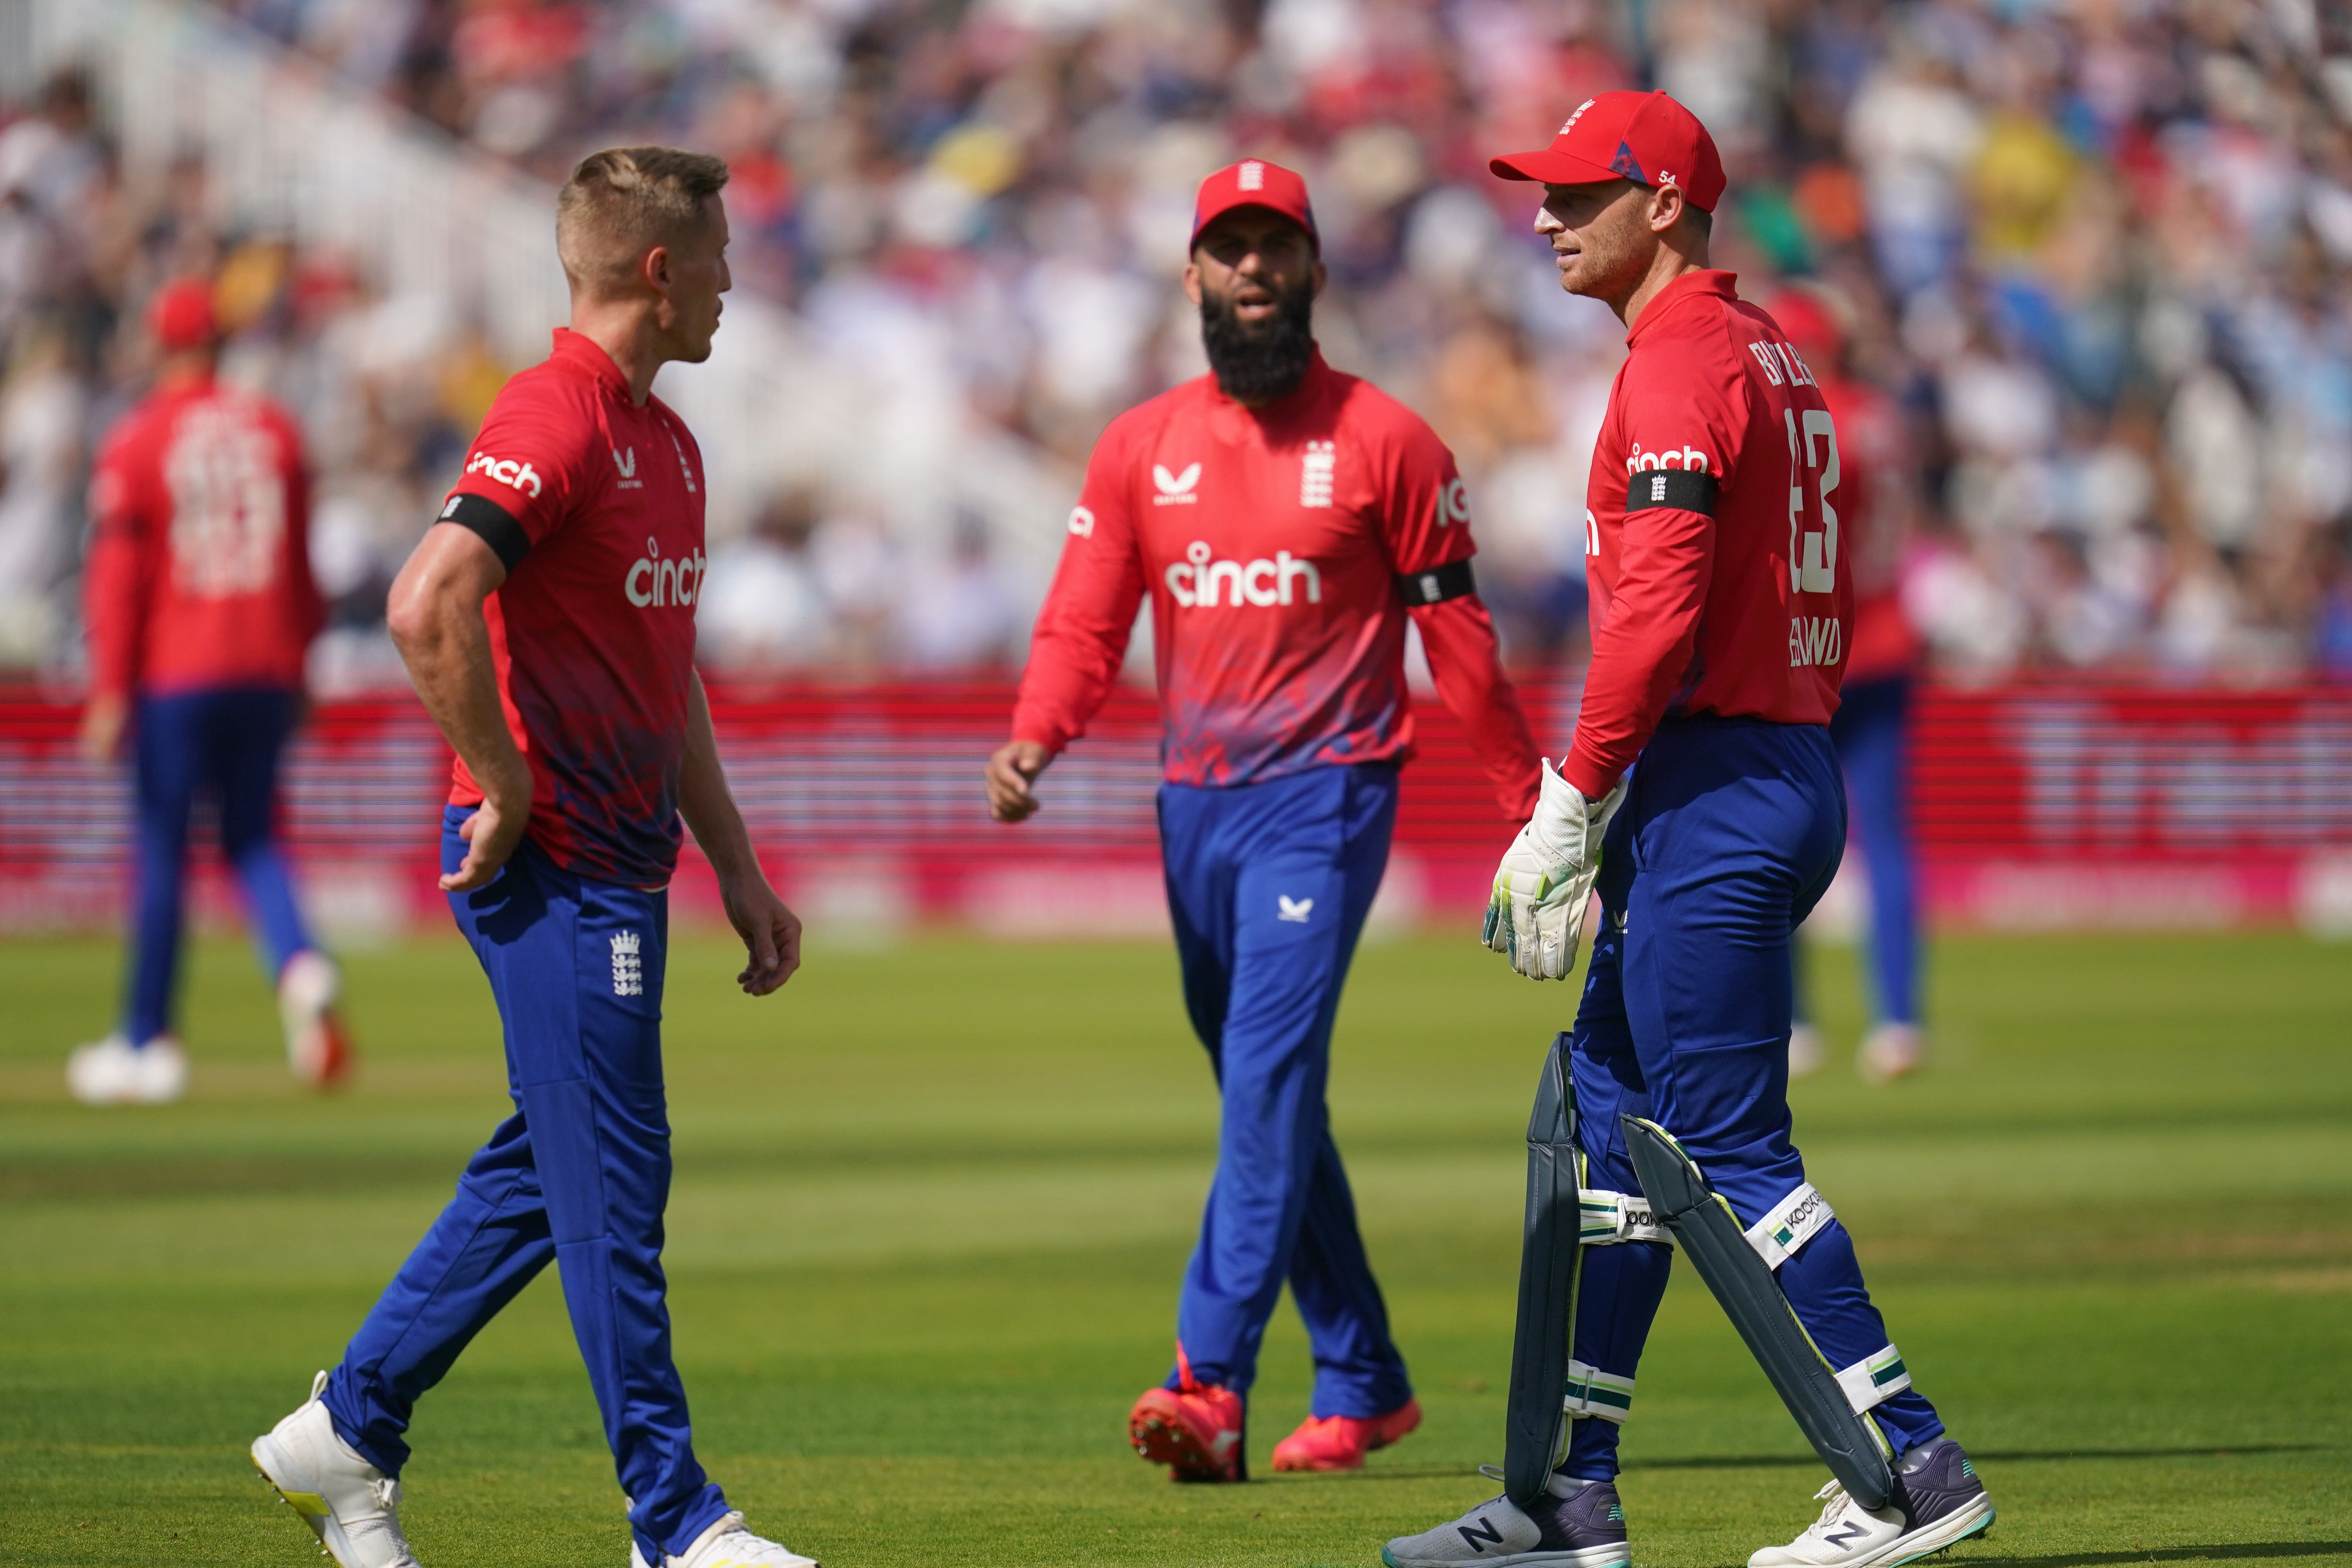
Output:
[1153, 463, 1202, 504]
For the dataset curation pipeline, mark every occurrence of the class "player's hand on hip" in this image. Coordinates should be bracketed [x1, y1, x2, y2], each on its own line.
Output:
[79, 692, 128, 764]
[723, 870, 803, 996]
[985, 740, 1052, 823]
[1482, 761, 1626, 980]
[441, 772, 532, 892]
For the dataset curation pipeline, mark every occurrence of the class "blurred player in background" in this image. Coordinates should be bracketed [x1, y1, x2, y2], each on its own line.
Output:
[1392, 94, 1991, 1568]
[69, 277, 347, 1105]
[986, 159, 1540, 1482]
[249, 149, 818, 1568]
[1769, 286, 1928, 1085]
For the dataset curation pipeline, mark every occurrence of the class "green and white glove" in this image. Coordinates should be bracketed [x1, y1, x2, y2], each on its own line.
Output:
[1482, 761, 1628, 981]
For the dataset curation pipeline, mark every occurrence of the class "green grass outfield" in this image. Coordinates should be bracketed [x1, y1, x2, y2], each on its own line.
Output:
[2, 928, 2348, 1568]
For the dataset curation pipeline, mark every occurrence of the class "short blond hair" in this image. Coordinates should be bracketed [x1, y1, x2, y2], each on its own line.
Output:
[555, 147, 730, 295]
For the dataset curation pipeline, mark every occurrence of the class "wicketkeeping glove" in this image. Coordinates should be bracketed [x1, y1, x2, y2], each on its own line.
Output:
[1482, 760, 1628, 981]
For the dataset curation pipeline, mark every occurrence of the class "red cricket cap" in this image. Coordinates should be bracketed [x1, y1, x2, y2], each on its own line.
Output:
[1762, 285, 1849, 367]
[1488, 90, 1726, 213]
[1190, 159, 1319, 254]
[149, 277, 217, 352]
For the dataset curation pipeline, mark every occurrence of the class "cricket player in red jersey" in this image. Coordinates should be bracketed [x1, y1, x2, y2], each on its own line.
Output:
[250, 149, 819, 1568]
[986, 160, 1541, 1481]
[1767, 287, 1930, 1086]
[70, 277, 350, 1105]
[1387, 95, 1992, 1568]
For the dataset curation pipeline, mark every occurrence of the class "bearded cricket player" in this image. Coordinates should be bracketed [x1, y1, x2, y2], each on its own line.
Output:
[250, 149, 821, 1568]
[1384, 94, 1994, 1568]
[985, 159, 1541, 1481]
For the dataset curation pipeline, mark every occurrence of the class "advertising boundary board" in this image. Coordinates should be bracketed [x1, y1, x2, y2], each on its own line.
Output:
[4, 680, 2349, 938]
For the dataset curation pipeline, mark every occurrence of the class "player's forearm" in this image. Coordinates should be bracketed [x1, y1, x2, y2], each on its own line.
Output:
[83, 537, 145, 699]
[389, 587, 526, 801]
[1413, 598, 1541, 817]
[678, 672, 762, 885]
[1566, 512, 1714, 799]
[1011, 620, 1129, 754]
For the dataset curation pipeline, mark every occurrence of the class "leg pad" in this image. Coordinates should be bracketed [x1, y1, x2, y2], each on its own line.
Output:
[1620, 1115, 1897, 1512]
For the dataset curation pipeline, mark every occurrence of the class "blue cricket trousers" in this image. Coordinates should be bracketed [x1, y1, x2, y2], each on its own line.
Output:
[323, 808, 729, 1562]
[122, 686, 315, 1043]
[1556, 718, 1944, 1479]
[1157, 762, 1412, 1420]
[1830, 675, 1920, 1026]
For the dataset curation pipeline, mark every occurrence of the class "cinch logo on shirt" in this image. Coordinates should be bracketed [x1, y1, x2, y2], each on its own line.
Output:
[1624, 440, 1711, 475]
[1153, 463, 1202, 504]
[1165, 540, 1322, 608]
[466, 451, 544, 498]
[625, 535, 708, 608]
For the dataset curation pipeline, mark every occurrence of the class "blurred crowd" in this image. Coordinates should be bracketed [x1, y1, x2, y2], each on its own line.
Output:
[5, 0, 2352, 681]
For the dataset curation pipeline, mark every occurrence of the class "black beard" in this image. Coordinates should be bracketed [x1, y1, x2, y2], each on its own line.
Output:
[1199, 277, 1315, 403]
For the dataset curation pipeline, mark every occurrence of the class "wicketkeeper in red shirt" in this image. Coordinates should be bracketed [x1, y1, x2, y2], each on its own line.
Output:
[986, 159, 1541, 1481]
[1385, 94, 1994, 1568]
[70, 277, 349, 1105]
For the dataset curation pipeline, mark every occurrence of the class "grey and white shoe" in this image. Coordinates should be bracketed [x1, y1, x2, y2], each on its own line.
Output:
[1748, 1438, 1993, 1568]
[1383, 1472, 1630, 1568]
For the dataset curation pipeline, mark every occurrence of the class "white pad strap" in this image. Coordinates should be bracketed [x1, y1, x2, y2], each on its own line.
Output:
[1744, 1182, 1834, 1270]
[1561, 1360, 1636, 1424]
[1835, 1345, 1912, 1413]
[1579, 1189, 1671, 1246]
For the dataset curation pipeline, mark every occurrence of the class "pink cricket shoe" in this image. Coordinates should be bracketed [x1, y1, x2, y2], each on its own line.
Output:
[1270, 1396, 1423, 1472]
[1128, 1343, 1246, 1482]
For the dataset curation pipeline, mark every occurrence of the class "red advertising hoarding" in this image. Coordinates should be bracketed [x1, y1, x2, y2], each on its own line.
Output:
[4, 680, 2348, 937]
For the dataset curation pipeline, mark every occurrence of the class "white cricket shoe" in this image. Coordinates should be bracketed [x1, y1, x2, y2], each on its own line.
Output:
[66, 1033, 188, 1105]
[251, 1371, 421, 1568]
[630, 1510, 819, 1568]
[1787, 1023, 1827, 1078]
[1748, 1439, 1993, 1568]
[280, 948, 355, 1089]
[1856, 1023, 1925, 1085]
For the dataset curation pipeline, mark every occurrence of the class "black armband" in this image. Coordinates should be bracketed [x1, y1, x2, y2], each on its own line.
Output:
[1399, 558, 1478, 606]
[438, 492, 531, 571]
[1624, 468, 1718, 516]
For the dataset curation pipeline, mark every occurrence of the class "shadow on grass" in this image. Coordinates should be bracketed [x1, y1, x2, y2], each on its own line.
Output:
[1961, 1545, 2352, 1567]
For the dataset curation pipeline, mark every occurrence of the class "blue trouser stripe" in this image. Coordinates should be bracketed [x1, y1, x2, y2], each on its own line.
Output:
[1158, 762, 1412, 1419]
[123, 686, 314, 1043]
[1559, 719, 1943, 1480]
[323, 808, 727, 1562]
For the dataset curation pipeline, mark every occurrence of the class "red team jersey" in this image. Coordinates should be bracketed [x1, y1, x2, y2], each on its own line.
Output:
[84, 374, 322, 699]
[1566, 271, 1854, 801]
[1014, 351, 1539, 815]
[438, 329, 707, 888]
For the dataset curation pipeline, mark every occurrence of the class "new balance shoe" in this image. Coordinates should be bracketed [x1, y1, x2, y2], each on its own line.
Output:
[629, 1510, 818, 1567]
[1128, 1344, 1246, 1481]
[280, 949, 355, 1089]
[1270, 1396, 1422, 1472]
[1383, 1473, 1631, 1568]
[1748, 1438, 1993, 1568]
[66, 1032, 188, 1105]
[1856, 1023, 1925, 1086]
[251, 1371, 420, 1568]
